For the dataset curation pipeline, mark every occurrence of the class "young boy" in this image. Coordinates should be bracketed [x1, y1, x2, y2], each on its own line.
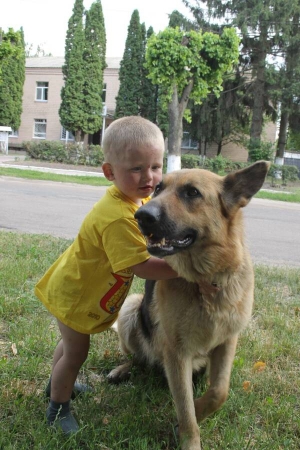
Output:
[35, 116, 178, 435]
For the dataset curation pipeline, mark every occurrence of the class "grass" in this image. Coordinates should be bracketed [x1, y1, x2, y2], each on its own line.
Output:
[255, 188, 300, 203]
[0, 231, 299, 449]
[1, 166, 299, 202]
[0, 167, 111, 186]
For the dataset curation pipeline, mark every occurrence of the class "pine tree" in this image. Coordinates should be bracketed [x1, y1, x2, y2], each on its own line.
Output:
[140, 25, 157, 122]
[115, 10, 143, 117]
[59, 0, 85, 142]
[81, 0, 106, 135]
[0, 28, 25, 129]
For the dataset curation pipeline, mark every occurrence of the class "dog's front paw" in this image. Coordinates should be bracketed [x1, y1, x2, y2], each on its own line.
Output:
[107, 362, 132, 384]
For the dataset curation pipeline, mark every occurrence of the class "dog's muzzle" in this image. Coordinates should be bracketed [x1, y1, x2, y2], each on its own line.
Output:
[135, 202, 197, 257]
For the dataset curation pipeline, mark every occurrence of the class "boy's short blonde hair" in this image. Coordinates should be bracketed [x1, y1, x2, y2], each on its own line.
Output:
[102, 116, 164, 163]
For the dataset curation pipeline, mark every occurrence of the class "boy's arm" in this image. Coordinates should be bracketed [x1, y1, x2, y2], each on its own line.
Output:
[130, 257, 178, 280]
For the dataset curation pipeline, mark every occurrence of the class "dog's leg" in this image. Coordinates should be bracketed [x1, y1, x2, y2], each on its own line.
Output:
[194, 335, 238, 422]
[163, 351, 201, 450]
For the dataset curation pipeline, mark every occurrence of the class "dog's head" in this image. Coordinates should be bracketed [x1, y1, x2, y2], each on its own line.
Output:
[135, 161, 269, 273]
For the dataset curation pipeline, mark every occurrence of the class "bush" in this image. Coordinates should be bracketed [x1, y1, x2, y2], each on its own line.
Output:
[22, 141, 104, 166]
[202, 155, 246, 174]
[181, 154, 200, 169]
[247, 139, 275, 162]
[269, 164, 299, 185]
[164, 153, 247, 174]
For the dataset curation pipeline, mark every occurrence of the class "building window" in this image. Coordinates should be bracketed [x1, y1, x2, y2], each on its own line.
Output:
[9, 129, 19, 137]
[101, 83, 107, 103]
[61, 127, 75, 141]
[34, 119, 47, 139]
[36, 82, 48, 101]
[181, 132, 198, 149]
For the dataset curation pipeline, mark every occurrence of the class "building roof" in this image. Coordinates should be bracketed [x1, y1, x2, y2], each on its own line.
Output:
[26, 56, 121, 69]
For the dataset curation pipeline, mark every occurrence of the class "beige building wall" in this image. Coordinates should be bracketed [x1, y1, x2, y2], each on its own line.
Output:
[9, 57, 121, 147]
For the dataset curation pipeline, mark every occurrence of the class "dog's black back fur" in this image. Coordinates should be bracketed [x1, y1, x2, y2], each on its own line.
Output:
[140, 279, 156, 340]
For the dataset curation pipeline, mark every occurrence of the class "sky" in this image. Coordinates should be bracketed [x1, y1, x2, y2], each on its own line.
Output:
[1, 0, 194, 57]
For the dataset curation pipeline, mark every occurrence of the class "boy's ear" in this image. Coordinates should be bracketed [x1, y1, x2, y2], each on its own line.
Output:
[102, 163, 115, 181]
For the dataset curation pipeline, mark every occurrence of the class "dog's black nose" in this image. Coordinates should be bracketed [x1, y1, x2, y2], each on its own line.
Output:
[135, 202, 161, 225]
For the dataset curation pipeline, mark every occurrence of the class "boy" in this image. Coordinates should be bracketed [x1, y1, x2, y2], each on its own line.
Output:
[35, 116, 178, 434]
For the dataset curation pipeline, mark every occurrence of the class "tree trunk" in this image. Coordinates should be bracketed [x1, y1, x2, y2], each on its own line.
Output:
[167, 81, 194, 173]
[276, 110, 289, 162]
[249, 27, 268, 146]
[75, 130, 82, 142]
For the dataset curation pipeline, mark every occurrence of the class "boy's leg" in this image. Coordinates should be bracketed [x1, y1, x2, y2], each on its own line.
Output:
[45, 338, 92, 399]
[46, 320, 90, 433]
[51, 320, 90, 402]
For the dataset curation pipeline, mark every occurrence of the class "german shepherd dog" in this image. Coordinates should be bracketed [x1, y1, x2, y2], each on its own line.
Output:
[108, 161, 270, 450]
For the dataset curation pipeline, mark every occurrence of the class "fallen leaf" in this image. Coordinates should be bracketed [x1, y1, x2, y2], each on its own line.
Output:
[253, 361, 266, 372]
[243, 380, 251, 392]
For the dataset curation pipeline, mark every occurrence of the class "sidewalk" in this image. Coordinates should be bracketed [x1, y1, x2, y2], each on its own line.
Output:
[0, 152, 104, 177]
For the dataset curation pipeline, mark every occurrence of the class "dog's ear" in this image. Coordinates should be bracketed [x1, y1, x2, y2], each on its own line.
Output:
[221, 161, 270, 213]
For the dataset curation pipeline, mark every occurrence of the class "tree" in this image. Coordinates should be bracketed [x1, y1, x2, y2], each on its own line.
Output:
[81, 0, 106, 135]
[59, 0, 85, 142]
[115, 10, 144, 117]
[140, 25, 158, 122]
[168, 8, 251, 157]
[188, 70, 252, 156]
[275, 12, 300, 161]
[0, 28, 25, 129]
[145, 26, 239, 172]
[184, 0, 300, 151]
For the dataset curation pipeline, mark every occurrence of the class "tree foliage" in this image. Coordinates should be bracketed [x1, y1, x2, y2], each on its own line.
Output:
[81, 0, 106, 134]
[0, 28, 25, 129]
[140, 25, 158, 122]
[59, 0, 85, 142]
[184, 0, 300, 153]
[188, 69, 252, 155]
[59, 0, 106, 142]
[146, 27, 239, 106]
[145, 26, 239, 171]
[115, 10, 144, 117]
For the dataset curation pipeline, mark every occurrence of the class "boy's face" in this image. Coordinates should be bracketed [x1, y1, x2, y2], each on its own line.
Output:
[103, 143, 164, 205]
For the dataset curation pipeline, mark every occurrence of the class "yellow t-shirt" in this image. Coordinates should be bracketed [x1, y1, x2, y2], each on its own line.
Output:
[35, 185, 150, 334]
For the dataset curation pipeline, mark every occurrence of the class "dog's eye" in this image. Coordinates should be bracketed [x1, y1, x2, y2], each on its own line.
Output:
[186, 187, 201, 198]
[153, 183, 163, 197]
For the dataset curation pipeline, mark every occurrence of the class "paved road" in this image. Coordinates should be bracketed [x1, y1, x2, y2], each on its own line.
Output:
[1, 176, 300, 267]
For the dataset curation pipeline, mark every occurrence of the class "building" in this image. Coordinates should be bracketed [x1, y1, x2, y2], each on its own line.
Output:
[9, 56, 121, 147]
[9, 56, 277, 162]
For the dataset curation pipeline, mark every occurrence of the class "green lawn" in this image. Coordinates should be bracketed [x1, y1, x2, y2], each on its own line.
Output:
[0, 166, 111, 186]
[0, 231, 299, 449]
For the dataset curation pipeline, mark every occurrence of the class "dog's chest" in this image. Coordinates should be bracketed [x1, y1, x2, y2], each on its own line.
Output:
[160, 292, 249, 356]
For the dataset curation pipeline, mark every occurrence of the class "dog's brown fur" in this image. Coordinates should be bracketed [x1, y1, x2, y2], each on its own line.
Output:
[108, 161, 270, 450]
